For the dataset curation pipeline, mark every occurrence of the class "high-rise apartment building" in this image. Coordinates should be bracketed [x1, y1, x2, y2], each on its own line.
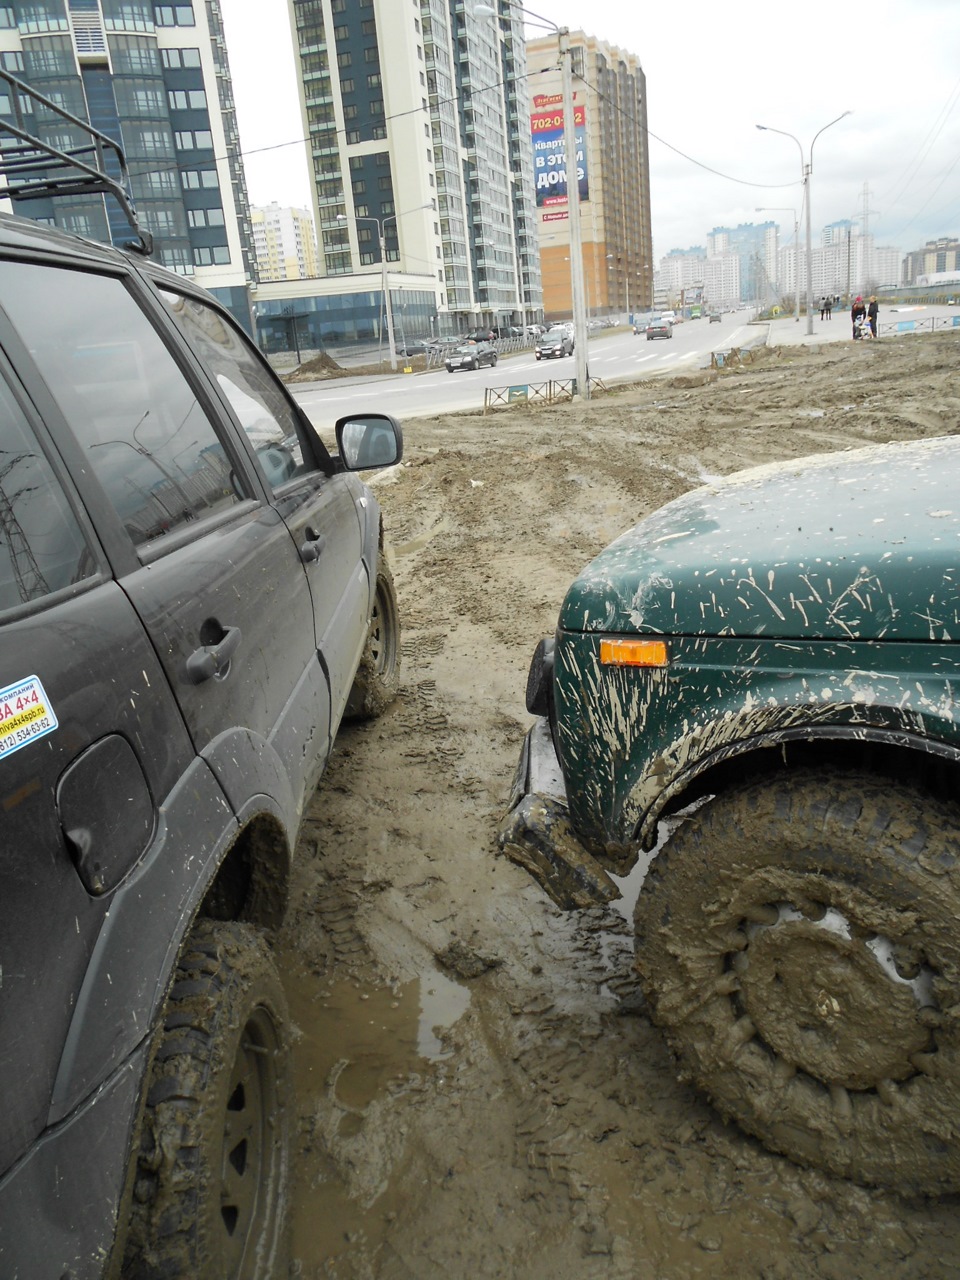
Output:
[0, 0, 256, 328]
[251, 202, 319, 281]
[280, 0, 541, 348]
[525, 29, 652, 323]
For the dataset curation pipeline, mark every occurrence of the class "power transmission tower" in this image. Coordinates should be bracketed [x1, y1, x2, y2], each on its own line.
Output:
[0, 452, 50, 603]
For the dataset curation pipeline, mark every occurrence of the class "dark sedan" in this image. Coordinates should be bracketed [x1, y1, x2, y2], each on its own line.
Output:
[535, 329, 574, 359]
[645, 315, 673, 340]
[445, 341, 498, 372]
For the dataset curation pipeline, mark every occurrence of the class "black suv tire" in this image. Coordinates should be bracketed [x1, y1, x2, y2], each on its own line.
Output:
[345, 558, 401, 719]
[124, 921, 291, 1278]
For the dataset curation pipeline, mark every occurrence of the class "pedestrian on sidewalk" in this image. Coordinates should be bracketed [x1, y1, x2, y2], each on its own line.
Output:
[825, 296, 833, 320]
[820, 296, 828, 320]
[867, 296, 879, 338]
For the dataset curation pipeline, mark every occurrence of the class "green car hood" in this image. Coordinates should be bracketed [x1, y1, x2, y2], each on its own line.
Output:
[559, 434, 960, 642]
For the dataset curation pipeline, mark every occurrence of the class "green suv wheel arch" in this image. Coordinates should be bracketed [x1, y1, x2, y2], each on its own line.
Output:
[632, 722, 960, 850]
[552, 631, 960, 860]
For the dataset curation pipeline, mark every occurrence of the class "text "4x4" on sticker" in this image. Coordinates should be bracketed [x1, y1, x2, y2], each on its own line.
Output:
[0, 675, 58, 759]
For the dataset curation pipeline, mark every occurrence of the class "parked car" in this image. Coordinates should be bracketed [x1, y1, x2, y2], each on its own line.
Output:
[709, 310, 722, 323]
[525, 324, 546, 338]
[535, 329, 575, 359]
[493, 325, 523, 339]
[445, 341, 498, 372]
[0, 88, 404, 1280]
[395, 337, 429, 355]
[501, 431, 960, 1198]
[463, 327, 496, 342]
[645, 315, 673, 340]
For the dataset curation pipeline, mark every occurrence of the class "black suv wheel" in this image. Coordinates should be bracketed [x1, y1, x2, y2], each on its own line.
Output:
[125, 921, 291, 1279]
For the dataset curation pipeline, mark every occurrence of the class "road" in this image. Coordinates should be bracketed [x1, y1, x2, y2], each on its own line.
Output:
[291, 304, 960, 432]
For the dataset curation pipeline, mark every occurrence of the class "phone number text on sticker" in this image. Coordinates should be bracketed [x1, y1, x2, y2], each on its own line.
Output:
[0, 675, 58, 759]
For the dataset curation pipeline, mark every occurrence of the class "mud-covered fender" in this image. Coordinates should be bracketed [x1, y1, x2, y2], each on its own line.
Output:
[625, 664, 960, 848]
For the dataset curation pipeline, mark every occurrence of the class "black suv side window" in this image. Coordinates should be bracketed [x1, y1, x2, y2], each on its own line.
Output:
[157, 289, 324, 490]
[0, 260, 248, 548]
[0, 369, 93, 612]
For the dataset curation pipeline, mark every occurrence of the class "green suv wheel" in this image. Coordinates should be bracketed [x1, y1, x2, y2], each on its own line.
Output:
[634, 770, 960, 1194]
[125, 921, 291, 1279]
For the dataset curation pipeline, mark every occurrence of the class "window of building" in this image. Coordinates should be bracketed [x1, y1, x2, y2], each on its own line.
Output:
[340, 77, 354, 92]
[337, 51, 351, 68]
[355, 203, 368, 217]
[348, 154, 363, 171]
[108, 34, 161, 75]
[330, 0, 345, 9]
[181, 168, 219, 189]
[419, 71, 425, 85]
[193, 245, 231, 266]
[0, 8, 16, 28]
[175, 129, 212, 150]
[333, 24, 348, 39]
[364, 46, 378, 63]
[154, 4, 194, 26]
[160, 46, 202, 67]
[343, 103, 358, 120]
[375, 151, 389, 166]
[159, 246, 193, 274]
[370, 99, 383, 116]
[187, 207, 225, 227]
[377, 176, 391, 191]
[17, 4, 69, 33]
[104, 2, 154, 31]
[361, 19, 376, 35]
[371, 125, 386, 140]
[345, 129, 360, 144]
[366, 73, 380, 88]
[0, 50, 23, 70]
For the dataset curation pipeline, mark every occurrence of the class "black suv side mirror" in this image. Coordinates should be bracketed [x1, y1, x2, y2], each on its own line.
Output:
[335, 413, 403, 471]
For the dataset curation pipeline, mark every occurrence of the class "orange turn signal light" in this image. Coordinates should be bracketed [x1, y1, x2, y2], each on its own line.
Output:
[599, 638, 669, 668]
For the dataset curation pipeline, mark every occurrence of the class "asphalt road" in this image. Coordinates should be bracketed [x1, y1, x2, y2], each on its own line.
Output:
[292, 304, 960, 433]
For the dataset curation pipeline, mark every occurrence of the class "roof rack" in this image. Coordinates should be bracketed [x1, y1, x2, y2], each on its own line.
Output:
[0, 67, 152, 255]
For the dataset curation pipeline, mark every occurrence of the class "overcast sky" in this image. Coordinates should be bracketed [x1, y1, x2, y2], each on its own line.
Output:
[219, 0, 959, 261]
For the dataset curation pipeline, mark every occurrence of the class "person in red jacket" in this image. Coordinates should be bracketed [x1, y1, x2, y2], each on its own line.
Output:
[851, 296, 867, 339]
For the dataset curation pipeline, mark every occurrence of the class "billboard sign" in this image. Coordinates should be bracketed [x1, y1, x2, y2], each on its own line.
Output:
[531, 101, 588, 209]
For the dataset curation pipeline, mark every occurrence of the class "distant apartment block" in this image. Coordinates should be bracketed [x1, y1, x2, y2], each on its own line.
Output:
[0, 0, 257, 329]
[525, 29, 652, 323]
[251, 202, 319, 281]
[902, 237, 960, 286]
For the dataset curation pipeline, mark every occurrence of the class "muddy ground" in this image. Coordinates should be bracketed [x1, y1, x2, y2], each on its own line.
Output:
[279, 331, 960, 1279]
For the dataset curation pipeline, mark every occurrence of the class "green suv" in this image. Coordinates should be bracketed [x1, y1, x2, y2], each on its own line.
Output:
[503, 432, 960, 1196]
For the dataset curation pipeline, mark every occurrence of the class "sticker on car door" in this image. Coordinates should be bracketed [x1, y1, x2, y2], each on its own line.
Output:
[0, 675, 58, 758]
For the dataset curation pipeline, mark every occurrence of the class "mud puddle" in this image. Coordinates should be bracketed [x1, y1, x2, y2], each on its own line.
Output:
[280, 953, 471, 1272]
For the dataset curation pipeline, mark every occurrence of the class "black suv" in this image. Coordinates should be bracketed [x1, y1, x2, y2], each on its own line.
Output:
[0, 94, 403, 1279]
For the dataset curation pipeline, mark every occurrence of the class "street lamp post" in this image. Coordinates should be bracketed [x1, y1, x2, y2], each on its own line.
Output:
[756, 207, 800, 320]
[756, 112, 851, 337]
[338, 203, 430, 371]
[475, 2, 589, 398]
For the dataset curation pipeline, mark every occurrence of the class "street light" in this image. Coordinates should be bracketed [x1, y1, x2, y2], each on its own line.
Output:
[756, 207, 800, 320]
[756, 112, 851, 337]
[338, 203, 431, 371]
[475, 2, 590, 398]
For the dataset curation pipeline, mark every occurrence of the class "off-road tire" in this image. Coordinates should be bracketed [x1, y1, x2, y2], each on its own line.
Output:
[124, 920, 292, 1279]
[344, 556, 401, 720]
[634, 770, 960, 1194]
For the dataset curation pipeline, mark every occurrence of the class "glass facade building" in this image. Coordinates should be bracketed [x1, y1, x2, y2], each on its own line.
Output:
[286, 0, 542, 337]
[0, 0, 256, 329]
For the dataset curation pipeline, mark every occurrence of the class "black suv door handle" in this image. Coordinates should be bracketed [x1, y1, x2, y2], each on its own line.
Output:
[186, 625, 242, 684]
[300, 527, 326, 564]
